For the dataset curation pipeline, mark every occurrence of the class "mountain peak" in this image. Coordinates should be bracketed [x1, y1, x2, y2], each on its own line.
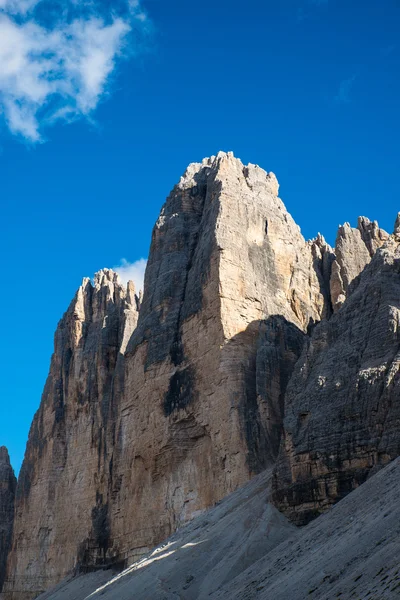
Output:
[0, 446, 11, 464]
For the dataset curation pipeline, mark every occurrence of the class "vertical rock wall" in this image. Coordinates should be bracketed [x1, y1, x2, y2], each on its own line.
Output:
[3, 153, 333, 598]
[0, 448, 16, 593]
[105, 152, 331, 565]
[3, 272, 139, 599]
[330, 217, 388, 311]
[273, 234, 400, 524]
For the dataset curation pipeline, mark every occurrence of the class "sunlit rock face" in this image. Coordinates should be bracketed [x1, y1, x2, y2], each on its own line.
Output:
[104, 151, 331, 567]
[3, 153, 331, 599]
[273, 232, 400, 524]
[0, 447, 16, 593]
[330, 217, 388, 311]
[7, 152, 398, 600]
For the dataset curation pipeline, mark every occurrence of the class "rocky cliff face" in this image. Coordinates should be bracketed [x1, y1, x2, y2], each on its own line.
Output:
[272, 229, 400, 524]
[3, 152, 331, 598]
[0, 448, 16, 593]
[2, 272, 139, 599]
[3, 151, 399, 600]
[103, 151, 331, 567]
[330, 217, 388, 311]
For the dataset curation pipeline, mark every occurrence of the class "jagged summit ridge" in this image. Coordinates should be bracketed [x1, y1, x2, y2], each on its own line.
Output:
[83, 268, 139, 302]
[177, 151, 279, 196]
[330, 215, 389, 311]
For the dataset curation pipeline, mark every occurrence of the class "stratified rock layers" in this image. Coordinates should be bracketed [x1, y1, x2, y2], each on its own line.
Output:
[3, 153, 330, 599]
[273, 237, 400, 524]
[0, 448, 16, 592]
[3, 272, 139, 599]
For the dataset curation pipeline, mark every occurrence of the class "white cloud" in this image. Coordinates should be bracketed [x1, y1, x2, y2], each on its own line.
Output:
[114, 258, 147, 292]
[0, 0, 148, 141]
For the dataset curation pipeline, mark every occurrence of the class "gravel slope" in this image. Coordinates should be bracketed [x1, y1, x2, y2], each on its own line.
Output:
[37, 458, 400, 600]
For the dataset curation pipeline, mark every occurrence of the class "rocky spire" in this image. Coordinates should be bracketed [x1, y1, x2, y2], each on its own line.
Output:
[357, 216, 389, 256]
[3, 273, 139, 599]
[0, 447, 16, 592]
[330, 218, 389, 311]
[103, 151, 332, 571]
[309, 233, 335, 318]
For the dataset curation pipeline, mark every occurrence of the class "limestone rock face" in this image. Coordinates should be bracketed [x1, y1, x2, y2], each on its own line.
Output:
[254, 317, 307, 465]
[3, 153, 332, 599]
[6, 151, 400, 600]
[357, 216, 389, 256]
[272, 235, 400, 524]
[104, 151, 330, 566]
[309, 234, 335, 317]
[330, 218, 388, 311]
[0, 448, 16, 593]
[394, 212, 400, 239]
[2, 271, 139, 599]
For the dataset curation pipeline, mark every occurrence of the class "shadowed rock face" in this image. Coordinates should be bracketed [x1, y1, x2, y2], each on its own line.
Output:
[0, 448, 16, 593]
[272, 236, 400, 524]
[3, 153, 331, 599]
[2, 272, 139, 599]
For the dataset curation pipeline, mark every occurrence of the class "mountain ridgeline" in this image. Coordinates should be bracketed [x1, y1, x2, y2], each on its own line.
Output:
[1, 152, 399, 599]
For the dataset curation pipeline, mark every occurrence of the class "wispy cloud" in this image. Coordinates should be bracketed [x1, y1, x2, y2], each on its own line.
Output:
[114, 258, 147, 292]
[0, 0, 149, 142]
[334, 74, 357, 104]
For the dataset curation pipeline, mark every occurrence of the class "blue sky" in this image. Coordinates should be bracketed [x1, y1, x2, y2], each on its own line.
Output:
[1, 0, 399, 474]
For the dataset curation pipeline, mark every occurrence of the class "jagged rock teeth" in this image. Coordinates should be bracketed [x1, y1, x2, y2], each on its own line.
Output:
[93, 268, 122, 288]
[330, 217, 388, 312]
[357, 216, 389, 256]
